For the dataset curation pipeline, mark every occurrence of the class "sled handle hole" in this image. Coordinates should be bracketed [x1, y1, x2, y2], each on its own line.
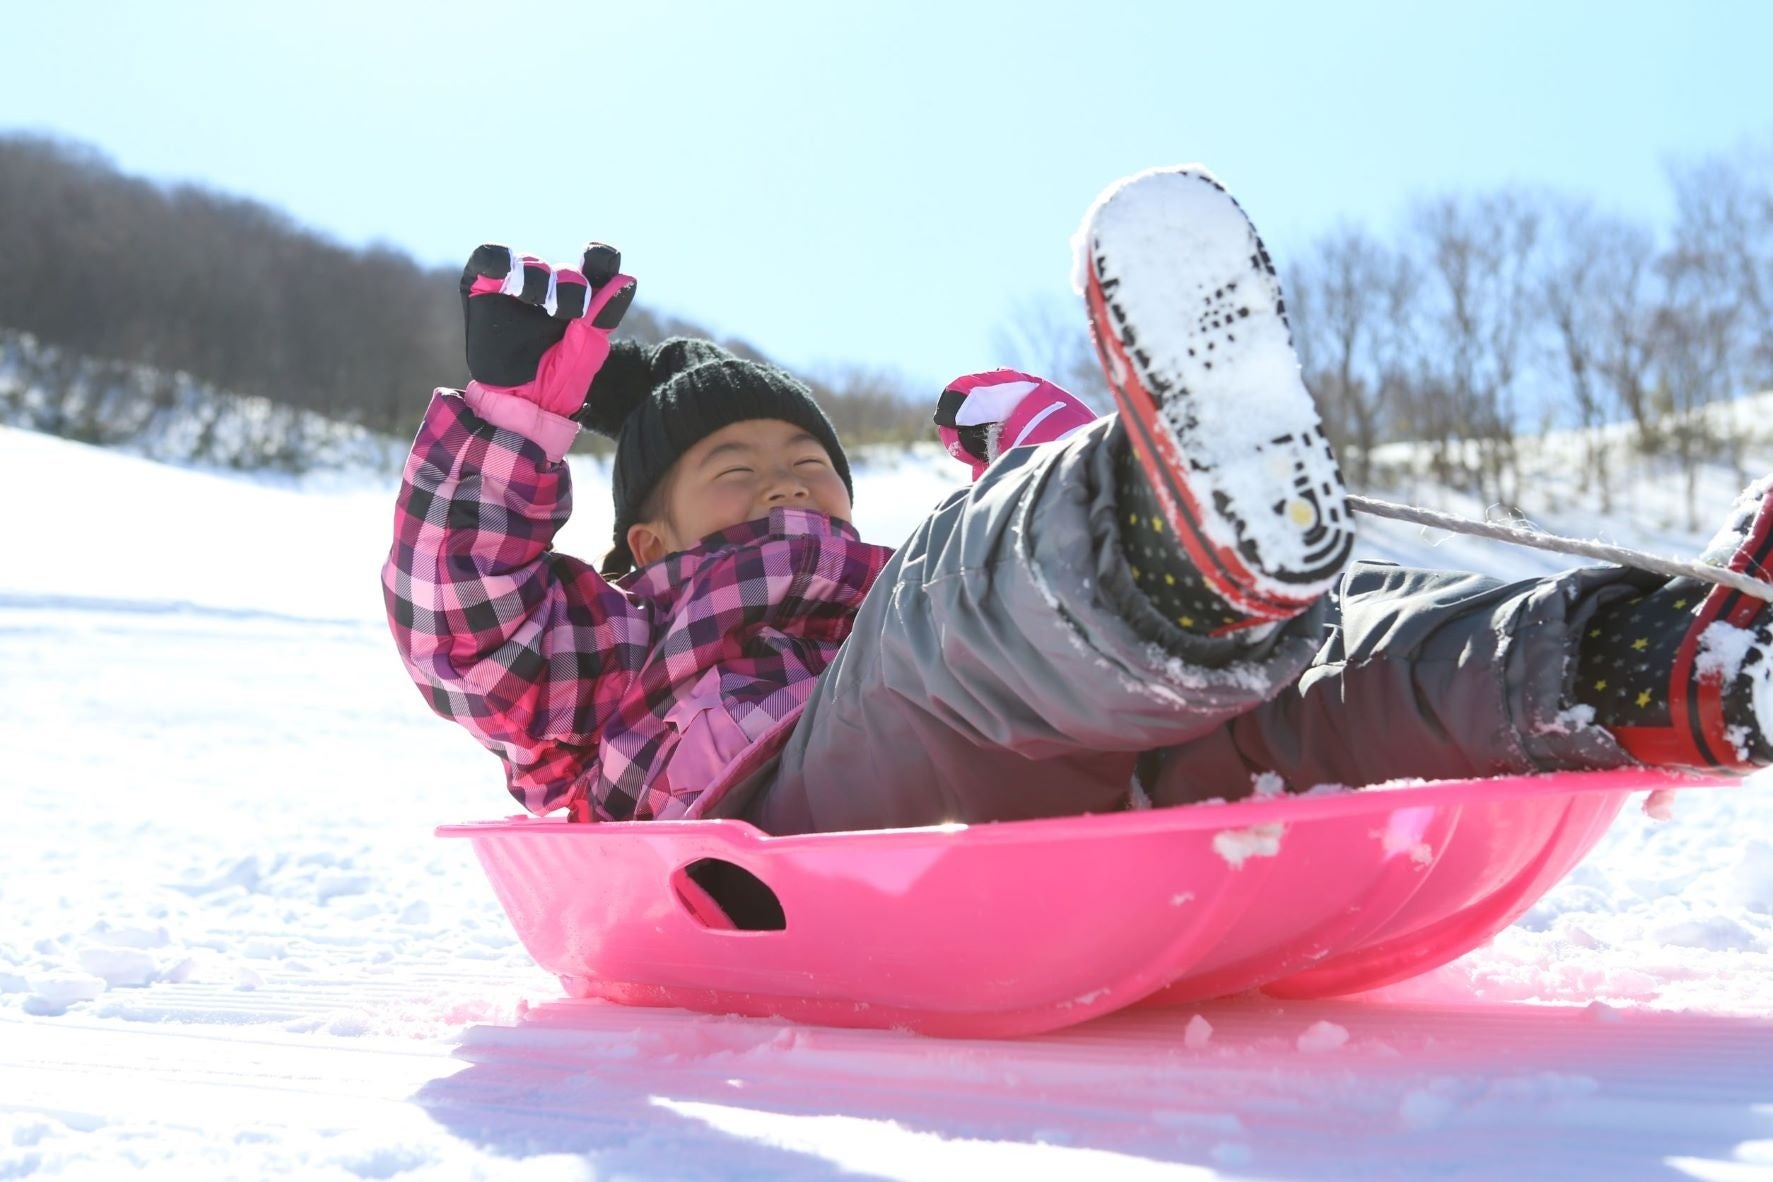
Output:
[672, 858, 786, 932]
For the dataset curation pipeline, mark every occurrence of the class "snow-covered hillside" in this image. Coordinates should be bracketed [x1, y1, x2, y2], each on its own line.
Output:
[0, 328, 402, 475]
[3, 422, 1771, 1179]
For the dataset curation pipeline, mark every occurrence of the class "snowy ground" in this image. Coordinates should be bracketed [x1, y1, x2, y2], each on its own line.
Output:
[3, 423, 1772, 1179]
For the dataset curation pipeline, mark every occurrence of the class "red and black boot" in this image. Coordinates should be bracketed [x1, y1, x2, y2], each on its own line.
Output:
[1077, 166, 1356, 634]
[1576, 477, 1773, 772]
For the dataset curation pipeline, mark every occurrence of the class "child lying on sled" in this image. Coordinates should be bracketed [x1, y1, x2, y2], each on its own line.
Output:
[383, 167, 1773, 834]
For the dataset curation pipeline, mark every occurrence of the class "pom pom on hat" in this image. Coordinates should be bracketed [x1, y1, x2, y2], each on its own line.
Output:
[575, 338, 749, 438]
[572, 341, 652, 438]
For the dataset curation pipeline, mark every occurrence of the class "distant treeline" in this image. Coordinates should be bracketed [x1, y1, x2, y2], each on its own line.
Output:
[0, 134, 928, 449]
[11, 131, 1773, 517]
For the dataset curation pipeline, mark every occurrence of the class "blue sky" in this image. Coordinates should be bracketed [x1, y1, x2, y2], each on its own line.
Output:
[5, 1, 1769, 393]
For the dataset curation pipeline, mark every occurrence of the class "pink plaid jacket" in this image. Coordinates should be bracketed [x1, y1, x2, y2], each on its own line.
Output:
[382, 391, 893, 821]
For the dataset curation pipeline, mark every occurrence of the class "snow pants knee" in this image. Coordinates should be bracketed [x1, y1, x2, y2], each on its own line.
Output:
[738, 417, 1643, 835]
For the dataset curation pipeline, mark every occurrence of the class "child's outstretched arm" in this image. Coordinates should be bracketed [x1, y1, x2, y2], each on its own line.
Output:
[932, 370, 1098, 480]
[383, 244, 641, 815]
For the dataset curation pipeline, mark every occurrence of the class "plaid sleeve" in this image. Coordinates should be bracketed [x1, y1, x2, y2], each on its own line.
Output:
[381, 391, 651, 813]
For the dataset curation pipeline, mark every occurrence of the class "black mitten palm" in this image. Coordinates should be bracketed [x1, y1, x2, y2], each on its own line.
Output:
[459, 242, 636, 419]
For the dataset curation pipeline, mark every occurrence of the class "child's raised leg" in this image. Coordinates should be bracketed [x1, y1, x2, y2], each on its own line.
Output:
[740, 167, 1353, 833]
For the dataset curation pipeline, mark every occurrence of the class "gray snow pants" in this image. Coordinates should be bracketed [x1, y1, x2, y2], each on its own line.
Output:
[735, 418, 1648, 835]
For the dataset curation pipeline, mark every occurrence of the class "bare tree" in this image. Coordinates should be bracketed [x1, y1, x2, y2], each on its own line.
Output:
[1537, 200, 1662, 511]
[1664, 147, 1773, 392]
[1654, 156, 1756, 528]
[1290, 225, 1416, 487]
[1409, 190, 1543, 506]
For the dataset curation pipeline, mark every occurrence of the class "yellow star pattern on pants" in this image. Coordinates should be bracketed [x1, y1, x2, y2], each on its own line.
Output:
[1572, 493, 1773, 768]
[1577, 597, 1684, 728]
[1574, 578, 1758, 748]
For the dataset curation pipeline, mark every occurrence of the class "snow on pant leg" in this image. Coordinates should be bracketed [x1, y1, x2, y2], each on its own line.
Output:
[1147, 560, 1653, 804]
[741, 417, 1327, 834]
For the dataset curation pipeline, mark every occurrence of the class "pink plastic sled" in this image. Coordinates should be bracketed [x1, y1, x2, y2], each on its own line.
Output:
[440, 768, 1726, 1038]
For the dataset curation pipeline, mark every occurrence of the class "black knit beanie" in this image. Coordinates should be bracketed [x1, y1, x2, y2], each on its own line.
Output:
[576, 337, 854, 575]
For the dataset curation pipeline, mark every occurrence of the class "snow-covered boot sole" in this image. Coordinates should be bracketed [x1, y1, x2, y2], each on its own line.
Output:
[1075, 166, 1354, 620]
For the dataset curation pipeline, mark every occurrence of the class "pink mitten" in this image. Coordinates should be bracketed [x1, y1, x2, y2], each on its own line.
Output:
[933, 370, 1098, 480]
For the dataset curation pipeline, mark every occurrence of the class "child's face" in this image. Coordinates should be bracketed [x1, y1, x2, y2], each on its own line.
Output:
[625, 418, 852, 567]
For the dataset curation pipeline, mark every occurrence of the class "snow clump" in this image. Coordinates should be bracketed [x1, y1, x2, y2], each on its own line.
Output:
[1213, 823, 1285, 868]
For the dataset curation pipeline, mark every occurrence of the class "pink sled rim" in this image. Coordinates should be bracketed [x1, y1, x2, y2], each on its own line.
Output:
[440, 768, 1732, 1038]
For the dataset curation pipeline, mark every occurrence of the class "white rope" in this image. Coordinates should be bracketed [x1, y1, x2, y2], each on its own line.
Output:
[1346, 493, 1773, 604]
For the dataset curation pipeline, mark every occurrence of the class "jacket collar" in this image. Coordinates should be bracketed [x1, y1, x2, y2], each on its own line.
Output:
[619, 508, 863, 594]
